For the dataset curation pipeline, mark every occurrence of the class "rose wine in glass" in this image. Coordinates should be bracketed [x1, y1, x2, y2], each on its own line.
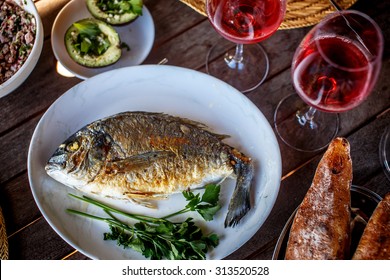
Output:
[206, 0, 286, 92]
[274, 10, 383, 152]
[293, 35, 374, 113]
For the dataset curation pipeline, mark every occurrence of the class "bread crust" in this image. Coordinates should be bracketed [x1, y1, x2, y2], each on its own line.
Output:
[352, 193, 390, 260]
[285, 137, 352, 260]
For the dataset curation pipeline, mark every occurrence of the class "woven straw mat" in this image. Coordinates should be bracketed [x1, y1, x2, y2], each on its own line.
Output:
[0, 206, 9, 259]
[180, 0, 358, 29]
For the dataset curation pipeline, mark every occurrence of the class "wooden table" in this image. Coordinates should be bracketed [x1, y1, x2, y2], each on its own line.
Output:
[0, 0, 389, 260]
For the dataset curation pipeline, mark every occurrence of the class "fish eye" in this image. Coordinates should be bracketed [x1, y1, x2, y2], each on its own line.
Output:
[66, 141, 80, 152]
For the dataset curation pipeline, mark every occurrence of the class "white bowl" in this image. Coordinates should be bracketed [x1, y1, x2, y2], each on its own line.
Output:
[0, 0, 44, 98]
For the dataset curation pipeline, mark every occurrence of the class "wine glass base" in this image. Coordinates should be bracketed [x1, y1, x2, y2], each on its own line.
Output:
[274, 94, 340, 152]
[206, 40, 269, 93]
[379, 126, 390, 181]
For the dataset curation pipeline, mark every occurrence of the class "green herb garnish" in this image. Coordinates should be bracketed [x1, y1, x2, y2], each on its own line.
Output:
[67, 184, 221, 260]
[120, 42, 131, 51]
[97, 0, 143, 16]
[163, 183, 221, 221]
[72, 21, 111, 56]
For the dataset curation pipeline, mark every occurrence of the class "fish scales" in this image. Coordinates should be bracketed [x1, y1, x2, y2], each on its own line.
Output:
[46, 111, 254, 227]
[92, 112, 232, 194]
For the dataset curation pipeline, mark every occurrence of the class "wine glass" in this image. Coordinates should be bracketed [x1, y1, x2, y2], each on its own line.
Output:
[274, 10, 383, 152]
[206, 0, 287, 93]
[380, 125, 390, 181]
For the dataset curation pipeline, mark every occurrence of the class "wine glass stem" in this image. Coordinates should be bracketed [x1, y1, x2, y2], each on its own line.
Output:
[233, 44, 244, 62]
[297, 106, 318, 129]
[225, 44, 244, 69]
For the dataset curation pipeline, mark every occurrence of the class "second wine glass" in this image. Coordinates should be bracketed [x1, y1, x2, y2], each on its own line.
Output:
[206, 0, 287, 92]
[274, 10, 383, 152]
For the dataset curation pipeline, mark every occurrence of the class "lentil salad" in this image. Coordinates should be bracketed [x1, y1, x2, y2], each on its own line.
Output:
[0, 0, 36, 84]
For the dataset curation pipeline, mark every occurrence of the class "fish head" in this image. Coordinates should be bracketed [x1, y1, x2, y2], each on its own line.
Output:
[45, 128, 110, 189]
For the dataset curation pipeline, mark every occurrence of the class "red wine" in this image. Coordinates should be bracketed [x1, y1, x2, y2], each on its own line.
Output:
[293, 36, 372, 112]
[207, 0, 285, 44]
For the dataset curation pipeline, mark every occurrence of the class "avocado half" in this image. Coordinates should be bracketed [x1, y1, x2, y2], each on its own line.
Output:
[65, 18, 121, 68]
[86, 0, 143, 25]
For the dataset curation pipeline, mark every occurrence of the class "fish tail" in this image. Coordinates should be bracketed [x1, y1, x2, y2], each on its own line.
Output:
[224, 154, 254, 227]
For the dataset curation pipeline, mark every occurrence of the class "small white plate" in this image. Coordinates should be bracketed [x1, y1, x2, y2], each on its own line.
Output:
[28, 65, 282, 259]
[51, 0, 154, 79]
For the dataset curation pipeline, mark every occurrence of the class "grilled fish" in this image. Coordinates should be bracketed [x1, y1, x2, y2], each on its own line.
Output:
[45, 111, 254, 227]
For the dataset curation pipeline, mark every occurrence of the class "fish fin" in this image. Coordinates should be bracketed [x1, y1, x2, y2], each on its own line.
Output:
[175, 117, 230, 140]
[224, 156, 254, 228]
[128, 194, 170, 208]
[216, 174, 230, 185]
[105, 151, 175, 173]
[129, 198, 157, 209]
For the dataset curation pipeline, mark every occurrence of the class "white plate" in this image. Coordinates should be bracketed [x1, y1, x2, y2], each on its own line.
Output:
[51, 0, 154, 79]
[28, 65, 282, 260]
[0, 0, 44, 98]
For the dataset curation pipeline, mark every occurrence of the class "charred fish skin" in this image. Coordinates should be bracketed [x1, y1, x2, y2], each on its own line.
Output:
[224, 150, 254, 227]
[45, 111, 254, 227]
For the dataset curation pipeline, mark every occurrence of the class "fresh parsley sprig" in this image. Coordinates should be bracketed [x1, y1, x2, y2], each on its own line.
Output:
[162, 183, 221, 221]
[67, 184, 221, 260]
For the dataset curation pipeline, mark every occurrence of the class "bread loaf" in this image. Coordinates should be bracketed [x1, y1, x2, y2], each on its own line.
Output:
[285, 137, 352, 259]
[352, 192, 390, 260]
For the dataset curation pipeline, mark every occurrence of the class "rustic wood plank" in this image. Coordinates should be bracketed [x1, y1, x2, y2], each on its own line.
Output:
[0, 0, 388, 260]
[0, 39, 81, 136]
[0, 116, 41, 183]
[143, 0, 206, 47]
[144, 20, 310, 74]
[0, 173, 41, 235]
[62, 250, 90, 260]
[7, 218, 76, 259]
[0, 0, 205, 136]
[35, 0, 71, 38]
[0, 42, 388, 237]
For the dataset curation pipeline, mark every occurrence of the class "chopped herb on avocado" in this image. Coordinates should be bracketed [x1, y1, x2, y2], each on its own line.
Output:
[72, 21, 111, 56]
[97, 0, 143, 16]
[120, 42, 131, 51]
[65, 18, 121, 68]
[87, 0, 143, 25]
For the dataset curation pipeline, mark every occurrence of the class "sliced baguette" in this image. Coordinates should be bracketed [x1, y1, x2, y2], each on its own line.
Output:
[352, 192, 390, 260]
[285, 137, 352, 260]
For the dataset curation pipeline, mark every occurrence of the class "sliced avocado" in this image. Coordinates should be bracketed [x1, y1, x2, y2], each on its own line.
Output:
[86, 0, 143, 25]
[65, 18, 121, 68]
